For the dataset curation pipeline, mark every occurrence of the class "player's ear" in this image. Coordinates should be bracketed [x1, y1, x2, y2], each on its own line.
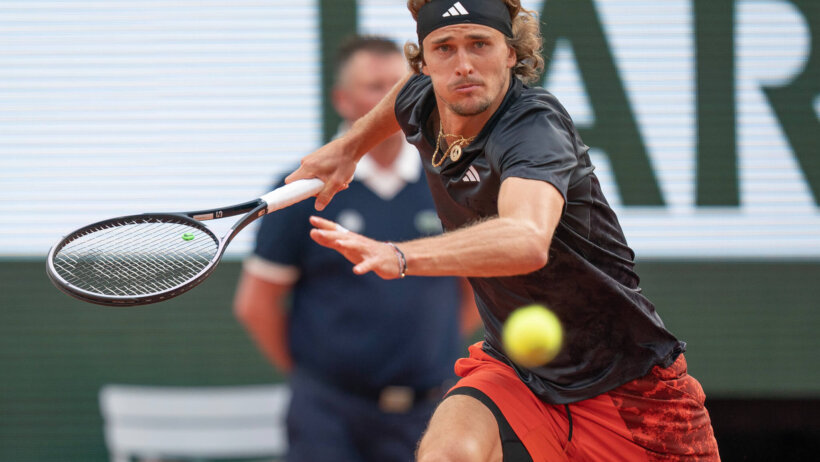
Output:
[506, 44, 516, 69]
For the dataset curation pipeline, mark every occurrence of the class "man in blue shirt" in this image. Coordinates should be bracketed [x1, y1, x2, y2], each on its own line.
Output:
[233, 36, 479, 462]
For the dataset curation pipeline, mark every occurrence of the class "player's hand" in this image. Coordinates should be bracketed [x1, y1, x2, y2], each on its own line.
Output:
[308, 216, 402, 279]
[285, 138, 356, 211]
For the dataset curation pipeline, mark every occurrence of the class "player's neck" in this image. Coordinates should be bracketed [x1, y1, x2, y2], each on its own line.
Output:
[436, 100, 500, 140]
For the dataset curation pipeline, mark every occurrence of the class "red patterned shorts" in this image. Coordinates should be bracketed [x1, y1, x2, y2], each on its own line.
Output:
[450, 342, 720, 461]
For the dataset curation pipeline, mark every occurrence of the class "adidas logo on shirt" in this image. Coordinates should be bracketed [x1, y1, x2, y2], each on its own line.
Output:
[442, 2, 469, 17]
[462, 165, 480, 183]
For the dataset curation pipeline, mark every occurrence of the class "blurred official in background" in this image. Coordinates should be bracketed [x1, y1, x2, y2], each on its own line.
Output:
[233, 35, 479, 462]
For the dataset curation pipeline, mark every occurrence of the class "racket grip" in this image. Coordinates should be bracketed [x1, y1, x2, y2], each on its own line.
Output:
[261, 178, 325, 213]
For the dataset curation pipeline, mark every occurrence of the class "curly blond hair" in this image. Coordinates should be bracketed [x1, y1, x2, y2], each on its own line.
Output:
[403, 0, 544, 84]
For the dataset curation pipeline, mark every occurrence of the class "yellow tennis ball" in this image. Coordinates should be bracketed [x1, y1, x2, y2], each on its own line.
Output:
[502, 304, 563, 368]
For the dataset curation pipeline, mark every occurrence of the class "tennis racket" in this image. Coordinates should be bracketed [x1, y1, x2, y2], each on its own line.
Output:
[46, 178, 324, 307]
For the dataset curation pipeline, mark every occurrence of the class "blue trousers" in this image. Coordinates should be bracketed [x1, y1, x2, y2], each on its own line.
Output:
[286, 370, 439, 462]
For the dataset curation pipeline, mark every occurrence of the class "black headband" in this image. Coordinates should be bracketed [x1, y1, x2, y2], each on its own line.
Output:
[416, 0, 513, 44]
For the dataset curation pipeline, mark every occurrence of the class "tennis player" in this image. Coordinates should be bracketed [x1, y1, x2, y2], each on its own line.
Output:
[288, 1, 720, 460]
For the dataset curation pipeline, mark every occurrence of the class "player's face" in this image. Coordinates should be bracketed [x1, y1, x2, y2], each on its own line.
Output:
[334, 51, 407, 122]
[421, 24, 515, 118]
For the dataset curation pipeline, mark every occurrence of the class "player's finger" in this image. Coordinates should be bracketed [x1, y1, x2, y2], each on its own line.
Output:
[283, 168, 336, 210]
[283, 171, 301, 184]
[309, 228, 341, 248]
[314, 181, 348, 211]
[309, 229, 358, 253]
[314, 190, 335, 211]
[284, 163, 314, 185]
[353, 259, 375, 275]
[309, 215, 338, 230]
[314, 172, 355, 210]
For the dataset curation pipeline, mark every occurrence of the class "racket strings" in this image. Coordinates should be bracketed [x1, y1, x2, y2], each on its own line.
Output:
[52, 219, 218, 297]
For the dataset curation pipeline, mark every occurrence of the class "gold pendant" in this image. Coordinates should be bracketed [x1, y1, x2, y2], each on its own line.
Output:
[449, 144, 462, 162]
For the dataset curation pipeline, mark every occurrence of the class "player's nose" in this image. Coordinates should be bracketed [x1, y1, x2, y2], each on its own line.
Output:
[453, 48, 475, 76]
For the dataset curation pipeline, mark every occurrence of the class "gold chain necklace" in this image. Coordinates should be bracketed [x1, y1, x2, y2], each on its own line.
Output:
[431, 121, 476, 168]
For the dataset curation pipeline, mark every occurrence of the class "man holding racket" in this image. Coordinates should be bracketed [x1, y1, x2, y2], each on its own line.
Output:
[234, 36, 479, 462]
[287, 1, 719, 461]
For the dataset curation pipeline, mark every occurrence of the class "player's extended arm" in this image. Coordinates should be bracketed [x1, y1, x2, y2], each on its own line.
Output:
[309, 177, 564, 278]
[286, 72, 414, 211]
[233, 271, 294, 373]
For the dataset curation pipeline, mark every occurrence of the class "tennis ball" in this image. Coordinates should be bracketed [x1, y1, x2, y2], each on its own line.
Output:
[502, 304, 563, 368]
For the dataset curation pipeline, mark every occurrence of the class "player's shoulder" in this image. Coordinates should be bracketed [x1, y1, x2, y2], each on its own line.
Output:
[395, 74, 433, 128]
[506, 82, 572, 124]
[396, 73, 431, 107]
[400, 73, 431, 94]
[490, 82, 576, 142]
[481, 81, 580, 165]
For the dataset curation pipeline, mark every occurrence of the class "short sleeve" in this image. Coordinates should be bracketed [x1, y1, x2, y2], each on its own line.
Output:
[252, 177, 312, 267]
[489, 109, 578, 204]
[395, 74, 434, 141]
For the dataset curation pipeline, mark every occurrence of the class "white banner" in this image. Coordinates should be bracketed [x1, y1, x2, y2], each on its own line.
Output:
[0, 1, 817, 258]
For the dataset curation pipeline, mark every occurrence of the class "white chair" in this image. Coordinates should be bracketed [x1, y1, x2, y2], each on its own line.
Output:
[99, 384, 290, 462]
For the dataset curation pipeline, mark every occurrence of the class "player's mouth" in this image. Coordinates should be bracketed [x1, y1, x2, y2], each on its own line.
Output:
[452, 80, 482, 94]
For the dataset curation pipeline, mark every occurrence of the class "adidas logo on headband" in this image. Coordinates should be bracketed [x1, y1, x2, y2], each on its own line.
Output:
[417, 0, 512, 43]
[442, 2, 469, 17]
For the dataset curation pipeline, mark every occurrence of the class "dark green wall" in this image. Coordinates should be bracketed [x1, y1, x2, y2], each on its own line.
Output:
[320, 0, 357, 142]
[1, 259, 819, 460]
[636, 260, 820, 396]
[0, 260, 279, 461]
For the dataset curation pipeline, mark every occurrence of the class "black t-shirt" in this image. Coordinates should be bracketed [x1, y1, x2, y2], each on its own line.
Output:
[395, 74, 684, 404]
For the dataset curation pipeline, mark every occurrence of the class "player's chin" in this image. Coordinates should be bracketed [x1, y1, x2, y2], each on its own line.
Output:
[450, 98, 492, 117]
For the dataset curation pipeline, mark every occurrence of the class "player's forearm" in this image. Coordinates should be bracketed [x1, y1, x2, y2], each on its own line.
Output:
[309, 178, 563, 279]
[401, 217, 551, 278]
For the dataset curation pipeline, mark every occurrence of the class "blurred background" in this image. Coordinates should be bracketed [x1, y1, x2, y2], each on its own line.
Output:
[1, 0, 817, 460]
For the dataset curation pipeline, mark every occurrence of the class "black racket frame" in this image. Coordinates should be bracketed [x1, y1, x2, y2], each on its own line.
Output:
[46, 199, 267, 307]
